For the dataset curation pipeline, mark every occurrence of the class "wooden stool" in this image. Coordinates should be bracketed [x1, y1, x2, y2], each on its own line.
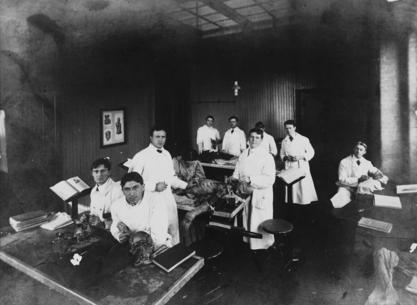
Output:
[261, 219, 295, 271]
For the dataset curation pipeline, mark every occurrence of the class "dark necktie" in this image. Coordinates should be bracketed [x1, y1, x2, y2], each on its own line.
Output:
[96, 186, 99, 192]
[231, 129, 234, 134]
[289, 136, 294, 141]
[157, 149, 162, 153]
[247, 149, 251, 156]
[356, 160, 360, 166]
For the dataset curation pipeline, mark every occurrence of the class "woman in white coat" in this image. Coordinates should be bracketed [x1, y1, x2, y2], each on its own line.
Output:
[232, 128, 276, 250]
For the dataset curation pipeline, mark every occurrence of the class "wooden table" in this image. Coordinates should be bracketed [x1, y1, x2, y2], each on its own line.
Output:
[0, 227, 204, 305]
[333, 188, 417, 254]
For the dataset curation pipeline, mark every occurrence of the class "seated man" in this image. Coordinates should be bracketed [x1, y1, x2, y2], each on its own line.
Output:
[331, 141, 388, 208]
[89, 157, 124, 227]
[172, 148, 205, 184]
[110, 172, 172, 248]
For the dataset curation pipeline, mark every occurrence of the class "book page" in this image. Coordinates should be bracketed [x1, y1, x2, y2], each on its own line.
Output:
[66, 176, 90, 193]
[277, 167, 306, 184]
[374, 194, 402, 209]
[41, 212, 73, 231]
[50, 181, 78, 201]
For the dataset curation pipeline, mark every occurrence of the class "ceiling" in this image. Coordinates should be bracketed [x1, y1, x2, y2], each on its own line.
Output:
[159, 0, 417, 38]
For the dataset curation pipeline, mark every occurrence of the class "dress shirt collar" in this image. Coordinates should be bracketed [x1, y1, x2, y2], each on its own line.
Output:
[96, 177, 112, 193]
[285, 132, 298, 141]
[148, 144, 167, 155]
[351, 155, 364, 162]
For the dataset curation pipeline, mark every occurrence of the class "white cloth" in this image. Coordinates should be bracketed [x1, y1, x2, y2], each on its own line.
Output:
[280, 133, 318, 205]
[89, 178, 123, 221]
[110, 194, 172, 247]
[233, 147, 276, 250]
[222, 127, 246, 156]
[331, 155, 379, 208]
[259, 132, 278, 156]
[129, 144, 187, 245]
[196, 125, 220, 153]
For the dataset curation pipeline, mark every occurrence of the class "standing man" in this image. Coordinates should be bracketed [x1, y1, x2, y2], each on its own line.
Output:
[222, 116, 246, 157]
[129, 127, 187, 245]
[196, 115, 221, 156]
[232, 128, 276, 250]
[90, 157, 124, 225]
[280, 120, 318, 205]
[255, 121, 278, 156]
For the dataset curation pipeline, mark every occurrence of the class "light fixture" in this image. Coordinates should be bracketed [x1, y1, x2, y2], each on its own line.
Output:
[233, 81, 241, 96]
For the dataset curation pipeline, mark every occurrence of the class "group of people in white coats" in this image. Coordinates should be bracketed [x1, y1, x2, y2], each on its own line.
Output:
[196, 116, 319, 250]
[90, 110, 380, 254]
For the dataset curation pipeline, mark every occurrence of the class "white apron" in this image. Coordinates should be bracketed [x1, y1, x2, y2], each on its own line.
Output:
[233, 147, 275, 250]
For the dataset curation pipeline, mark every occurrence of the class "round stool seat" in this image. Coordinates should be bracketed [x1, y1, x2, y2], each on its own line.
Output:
[261, 219, 293, 235]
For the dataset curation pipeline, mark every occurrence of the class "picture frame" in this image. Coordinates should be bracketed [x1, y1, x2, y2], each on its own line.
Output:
[100, 109, 127, 147]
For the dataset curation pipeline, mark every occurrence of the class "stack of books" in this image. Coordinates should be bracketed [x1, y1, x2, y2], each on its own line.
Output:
[9, 210, 50, 232]
[358, 217, 393, 234]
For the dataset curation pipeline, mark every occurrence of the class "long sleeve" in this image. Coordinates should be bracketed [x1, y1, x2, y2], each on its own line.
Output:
[196, 128, 203, 153]
[279, 141, 286, 161]
[215, 129, 221, 141]
[110, 203, 122, 242]
[250, 154, 276, 188]
[338, 161, 358, 187]
[167, 158, 187, 189]
[240, 132, 247, 153]
[269, 137, 278, 156]
[304, 138, 315, 161]
[222, 132, 229, 151]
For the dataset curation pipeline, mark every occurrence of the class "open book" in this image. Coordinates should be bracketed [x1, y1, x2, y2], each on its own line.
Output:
[277, 167, 306, 184]
[40, 212, 73, 230]
[50, 176, 90, 201]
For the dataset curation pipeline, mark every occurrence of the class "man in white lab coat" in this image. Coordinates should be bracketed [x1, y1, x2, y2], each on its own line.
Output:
[129, 127, 188, 245]
[232, 128, 276, 250]
[255, 121, 278, 156]
[110, 172, 172, 248]
[222, 116, 246, 157]
[331, 141, 387, 208]
[280, 120, 318, 205]
[196, 115, 221, 155]
[89, 157, 124, 226]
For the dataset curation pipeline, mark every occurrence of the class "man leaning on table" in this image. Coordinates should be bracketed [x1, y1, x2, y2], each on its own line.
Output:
[110, 172, 172, 248]
[331, 141, 388, 208]
[129, 126, 188, 245]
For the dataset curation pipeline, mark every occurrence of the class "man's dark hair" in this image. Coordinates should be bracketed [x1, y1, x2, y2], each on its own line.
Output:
[150, 126, 167, 136]
[255, 121, 264, 129]
[355, 141, 368, 150]
[228, 116, 238, 122]
[284, 120, 296, 127]
[249, 128, 264, 139]
[121, 172, 144, 188]
[205, 115, 215, 121]
[91, 157, 111, 171]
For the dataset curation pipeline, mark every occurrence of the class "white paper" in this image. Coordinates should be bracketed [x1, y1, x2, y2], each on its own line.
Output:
[40, 212, 73, 231]
[331, 188, 352, 208]
[50, 181, 78, 201]
[396, 184, 417, 194]
[66, 176, 89, 192]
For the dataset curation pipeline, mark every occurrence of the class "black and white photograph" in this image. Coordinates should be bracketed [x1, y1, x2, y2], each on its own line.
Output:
[1, 0, 417, 305]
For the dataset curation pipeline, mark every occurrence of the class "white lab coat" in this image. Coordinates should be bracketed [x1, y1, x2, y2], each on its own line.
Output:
[129, 144, 187, 245]
[110, 193, 172, 247]
[280, 133, 318, 205]
[222, 127, 246, 156]
[90, 178, 123, 221]
[259, 131, 278, 156]
[331, 155, 379, 208]
[196, 125, 221, 153]
[233, 147, 276, 250]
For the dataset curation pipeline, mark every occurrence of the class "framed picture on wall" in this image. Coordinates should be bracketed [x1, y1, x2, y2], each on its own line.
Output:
[100, 109, 127, 147]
